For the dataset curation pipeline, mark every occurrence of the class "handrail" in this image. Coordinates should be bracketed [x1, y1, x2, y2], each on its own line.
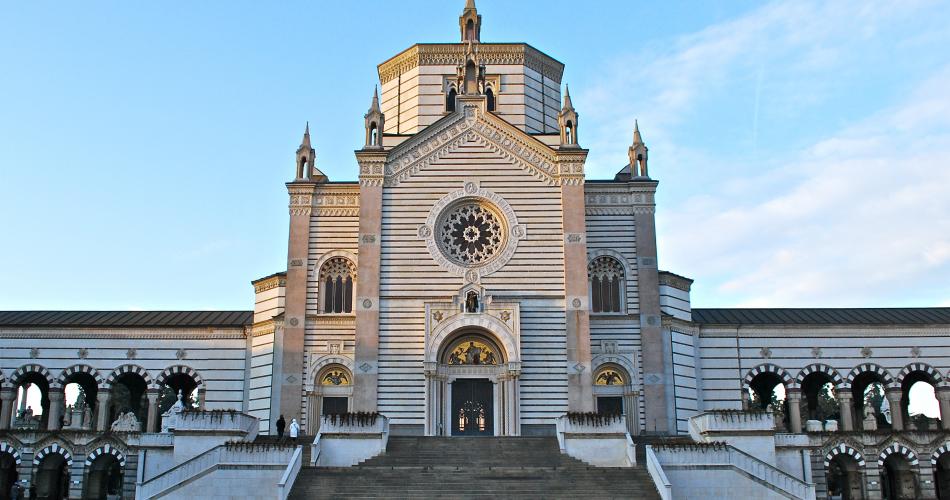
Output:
[654, 444, 816, 500]
[645, 446, 672, 500]
[277, 446, 303, 500]
[138, 444, 225, 498]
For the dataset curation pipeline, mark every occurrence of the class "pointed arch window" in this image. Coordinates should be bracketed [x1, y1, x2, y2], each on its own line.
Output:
[485, 86, 495, 112]
[446, 86, 458, 112]
[588, 256, 625, 314]
[320, 257, 356, 314]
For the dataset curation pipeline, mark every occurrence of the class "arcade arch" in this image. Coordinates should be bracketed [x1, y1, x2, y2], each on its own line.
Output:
[897, 363, 943, 431]
[744, 364, 793, 431]
[57, 365, 102, 431]
[825, 445, 866, 500]
[797, 364, 842, 424]
[878, 444, 920, 500]
[0, 442, 20, 500]
[848, 364, 894, 431]
[9, 365, 55, 430]
[104, 365, 152, 432]
[32, 444, 72, 500]
[83, 445, 125, 500]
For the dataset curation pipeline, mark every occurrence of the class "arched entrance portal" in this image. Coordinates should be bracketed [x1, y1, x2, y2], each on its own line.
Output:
[33, 454, 70, 500]
[425, 326, 520, 437]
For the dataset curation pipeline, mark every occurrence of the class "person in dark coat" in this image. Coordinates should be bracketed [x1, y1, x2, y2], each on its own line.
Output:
[276, 414, 286, 439]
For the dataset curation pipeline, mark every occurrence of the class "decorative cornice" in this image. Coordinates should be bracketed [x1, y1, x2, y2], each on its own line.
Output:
[356, 151, 388, 187]
[288, 183, 317, 216]
[313, 188, 360, 217]
[584, 183, 657, 215]
[0, 327, 245, 340]
[251, 319, 276, 337]
[253, 275, 286, 294]
[309, 314, 356, 328]
[659, 271, 693, 292]
[378, 43, 564, 85]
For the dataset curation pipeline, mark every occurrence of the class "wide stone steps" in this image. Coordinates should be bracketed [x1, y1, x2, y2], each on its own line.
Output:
[289, 436, 661, 499]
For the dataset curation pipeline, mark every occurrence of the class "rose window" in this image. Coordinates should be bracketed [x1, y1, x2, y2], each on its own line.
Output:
[438, 203, 505, 266]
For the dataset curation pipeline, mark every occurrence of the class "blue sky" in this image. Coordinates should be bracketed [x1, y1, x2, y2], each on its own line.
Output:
[1, 0, 949, 310]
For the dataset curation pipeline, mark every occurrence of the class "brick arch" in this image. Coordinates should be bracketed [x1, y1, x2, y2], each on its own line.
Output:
[105, 364, 153, 390]
[154, 365, 203, 390]
[9, 364, 56, 389]
[878, 443, 919, 468]
[846, 363, 896, 390]
[897, 362, 945, 389]
[56, 364, 104, 389]
[796, 363, 845, 390]
[930, 443, 950, 466]
[824, 443, 866, 468]
[85, 443, 126, 468]
[0, 442, 22, 465]
[743, 363, 796, 390]
[32, 443, 73, 467]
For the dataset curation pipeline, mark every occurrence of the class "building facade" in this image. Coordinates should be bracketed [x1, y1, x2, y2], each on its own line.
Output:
[2, 3, 950, 499]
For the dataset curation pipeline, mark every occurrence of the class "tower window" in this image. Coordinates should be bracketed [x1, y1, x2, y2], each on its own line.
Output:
[588, 256, 625, 313]
[369, 123, 378, 146]
[320, 257, 356, 314]
[446, 87, 457, 112]
[465, 19, 475, 41]
[485, 87, 495, 112]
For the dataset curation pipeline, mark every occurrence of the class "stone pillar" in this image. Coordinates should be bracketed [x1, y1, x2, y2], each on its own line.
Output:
[96, 391, 112, 432]
[145, 390, 159, 433]
[557, 149, 594, 412]
[275, 181, 318, 425]
[838, 392, 854, 431]
[937, 389, 950, 431]
[631, 181, 669, 432]
[0, 388, 15, 430]
[625, 390, 640, 436]
[47, 389, 64, 431]
[786, 389, 803, 433]
[886, 388, 904, 431]
[18, 383, 29, 413]
[354, 150, 387, 412]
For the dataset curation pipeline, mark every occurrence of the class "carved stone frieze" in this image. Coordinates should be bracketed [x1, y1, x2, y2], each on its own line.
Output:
[313, 188, 360, 217]
[585, 184, 658, 215]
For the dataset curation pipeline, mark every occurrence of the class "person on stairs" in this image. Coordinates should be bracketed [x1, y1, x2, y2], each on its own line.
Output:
[276, 414, 286, 440]
[289, 418, 300, 442]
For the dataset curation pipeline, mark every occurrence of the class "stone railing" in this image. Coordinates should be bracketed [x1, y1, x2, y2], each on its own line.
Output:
[311, 413, 390, 467]
[555, 413, 635, 467]
[645, 445, 672, 500]
[653, 443, 816, 500]
[137, 442, 296, 499]
[690, 410, 774, 435]
[126, 432, 174, 448]
[169, 410, 258, 438]
[277, 446, 303, 500]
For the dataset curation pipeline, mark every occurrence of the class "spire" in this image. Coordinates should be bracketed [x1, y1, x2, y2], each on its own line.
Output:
[364, 86, 385, 149]
[563, 85, 574, 110]
[301, 122, 311, 148]
[557, 84, 579, 148]
[629, 120, 649, 178]
[369, 86, 381, 113]
[459, 0, 481, 42]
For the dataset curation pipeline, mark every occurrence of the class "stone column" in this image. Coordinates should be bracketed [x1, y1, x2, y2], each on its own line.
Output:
[632, 181, 670, 432]
[786, 389, 803, 433]
[275, 181, 317, 424]
[18, 383, 29, 413]
[146, 390, 159, 433]
[0, 388, 15, 430]
[557, 149, 594, 412]
[354, 150, 387, 412]
[47, 389, 64, 431]
[837, 392, 854, 431]
[96, 391, 111, 432]
[886, 388, 904, 431]
[937, 389, 950, 431]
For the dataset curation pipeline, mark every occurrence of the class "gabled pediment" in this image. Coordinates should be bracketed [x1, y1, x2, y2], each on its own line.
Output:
[384, 101, 561, 187]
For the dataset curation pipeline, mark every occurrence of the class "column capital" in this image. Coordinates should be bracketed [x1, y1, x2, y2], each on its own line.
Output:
[885, 388, 903, 399]
[936, 389, 950, 401]
[48, 389, 64, 401]
[785, 389, 802, 401]
[837, 392, 853, 402]
[0, 387, 16, 399]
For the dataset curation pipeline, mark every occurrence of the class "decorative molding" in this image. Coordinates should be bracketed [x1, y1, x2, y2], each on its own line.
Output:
[846, 363, 895, 390]
[253, 274, 286, 294]
[0, 442, 21, 465]
[56, 364, 104, 389]
[85, 444, 126, 467]
[105, 364, 153, 389]
[33, 443, 73, 466]
[385, 104, 562, 187]
[9, 364, 55, 389]
[795, 363, 844, 389]
[378, 43, 564, 84]
[743, 363, 796, 390]
[155, 365, 203, 389]
[584, 184, 657, 215]
[878, 442, 919, 467]
[824, 443, 866, 468]
[0, 328, 246, 340]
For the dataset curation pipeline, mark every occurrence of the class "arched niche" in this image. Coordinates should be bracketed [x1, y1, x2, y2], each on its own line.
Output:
[305, 356, 355, 435]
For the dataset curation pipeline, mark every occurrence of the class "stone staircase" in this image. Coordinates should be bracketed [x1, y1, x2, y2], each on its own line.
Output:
[253, 434, 313, 464]
[289, 436, 661, 499]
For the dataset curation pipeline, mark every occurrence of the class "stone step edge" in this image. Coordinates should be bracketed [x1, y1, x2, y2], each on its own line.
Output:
[303, 465, 643, 471]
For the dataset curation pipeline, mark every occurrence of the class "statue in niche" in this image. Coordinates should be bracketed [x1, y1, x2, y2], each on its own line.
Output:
[465, 291, 479, 313]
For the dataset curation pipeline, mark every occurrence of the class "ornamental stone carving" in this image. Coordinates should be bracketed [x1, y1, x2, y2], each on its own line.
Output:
[420, 182, 526, 279]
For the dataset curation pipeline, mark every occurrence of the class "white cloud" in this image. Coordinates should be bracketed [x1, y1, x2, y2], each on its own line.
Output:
[576, 0, 950, 307]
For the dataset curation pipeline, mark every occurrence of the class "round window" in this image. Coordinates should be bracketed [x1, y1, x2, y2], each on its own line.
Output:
[437, 201, 506, 267]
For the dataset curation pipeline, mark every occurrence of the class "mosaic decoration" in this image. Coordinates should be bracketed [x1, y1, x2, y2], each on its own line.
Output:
[595, 368, 624, 386]
[446, 339, 499, 365]
[321, 370, 350, 386]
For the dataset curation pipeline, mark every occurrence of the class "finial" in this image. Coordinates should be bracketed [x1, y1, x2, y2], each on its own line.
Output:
[370, 86, 380, 112]
[563, 84, 573, 109]
[633, 119, 643, 145]
[301, 122, 311, 147]
[464, 0, 476, 11]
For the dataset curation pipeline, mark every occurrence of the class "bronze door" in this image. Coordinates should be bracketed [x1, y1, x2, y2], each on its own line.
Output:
[452, 379, 493, 436]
